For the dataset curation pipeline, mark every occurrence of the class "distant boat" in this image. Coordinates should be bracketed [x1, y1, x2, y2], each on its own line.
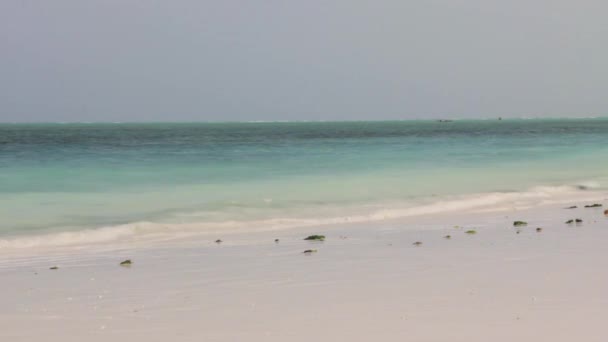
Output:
[437, 119, 453, 123]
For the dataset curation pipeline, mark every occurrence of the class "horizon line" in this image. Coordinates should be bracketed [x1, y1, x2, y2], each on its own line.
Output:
[1, 115, 607, 124]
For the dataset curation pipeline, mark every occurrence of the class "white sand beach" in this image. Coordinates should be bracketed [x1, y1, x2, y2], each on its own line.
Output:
[2, 200, 607, 342]
[3, 0, 608, 340]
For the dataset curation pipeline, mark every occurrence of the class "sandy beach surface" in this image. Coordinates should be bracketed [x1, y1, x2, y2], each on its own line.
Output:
[2, 201, 608, 342]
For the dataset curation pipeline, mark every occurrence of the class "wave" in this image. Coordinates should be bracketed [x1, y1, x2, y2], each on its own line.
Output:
[0, 183, 604, 250]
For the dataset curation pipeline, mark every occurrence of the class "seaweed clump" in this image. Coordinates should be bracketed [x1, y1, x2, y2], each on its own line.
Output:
[304, 235, 325, 241]
[513, 221, 528, 227]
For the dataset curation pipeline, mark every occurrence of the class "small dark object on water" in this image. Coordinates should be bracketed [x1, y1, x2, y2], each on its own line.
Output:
[303, 249, 317, 254]
[584, 204, 603, 208]
[49, 266, 58, 270]
[465, 230, 477, 234]
[513, 221, 527, 227]
[274, 239, 280, 243]
[304, 235, 325, 241]
[413, 241, 423, 246]
[576, 218, 583, 223]
[604, 209, 608, 216]
[215, 239, 222, 244]
[120, 259, 132, 266]
[444, 235, 451, 239]
[536, 227, 543, 232]
[565, 206, 578, 209]
[566, 219, 574, 224]
[516, 230, 521, 234]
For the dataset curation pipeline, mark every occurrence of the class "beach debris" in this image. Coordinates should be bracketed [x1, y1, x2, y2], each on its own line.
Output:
[566, 219, 574, 224]
[516, 230, 521, 234]
[444, 235, 451, 239]
[565, 206, 578, 209]
[513, 221, 528, 227]
[412, 241, 423, 246]
[304, 235, 325, 241]
[584, 204, 603, 208]
[536, 227, 543, 232]
[604, 209, 608, 216]
[576, 218, 583, 223]
[465, 230, 477, 235]
[215, 239, 222, 244]
[303, 249, 318, 254]
[119, 259, 132, 267]
[49, 266, 59, 270]
[274, 239, 280, 243]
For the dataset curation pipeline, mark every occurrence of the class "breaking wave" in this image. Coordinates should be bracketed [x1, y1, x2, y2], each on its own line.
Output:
[0, 183, 604, 250]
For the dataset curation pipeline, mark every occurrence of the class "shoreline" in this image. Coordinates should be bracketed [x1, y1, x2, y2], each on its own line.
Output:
[1, 184, 606, 255]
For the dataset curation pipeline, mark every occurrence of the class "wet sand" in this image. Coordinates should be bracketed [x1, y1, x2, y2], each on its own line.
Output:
[1, 202, 607, 341]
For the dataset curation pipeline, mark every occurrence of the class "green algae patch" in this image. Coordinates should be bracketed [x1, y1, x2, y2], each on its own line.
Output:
[304, 235, 326, 241]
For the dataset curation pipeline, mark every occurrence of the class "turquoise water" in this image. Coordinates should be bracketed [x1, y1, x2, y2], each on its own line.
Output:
[1, 119, 608, 244]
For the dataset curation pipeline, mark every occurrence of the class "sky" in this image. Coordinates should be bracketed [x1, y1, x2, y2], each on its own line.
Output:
[0, 0, 606, 122]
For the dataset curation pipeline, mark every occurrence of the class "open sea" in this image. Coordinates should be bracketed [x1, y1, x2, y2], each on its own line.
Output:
[1, 119, 607, 248]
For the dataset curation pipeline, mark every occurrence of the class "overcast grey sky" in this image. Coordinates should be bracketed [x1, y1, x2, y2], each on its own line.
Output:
[1, 0, 606, 122]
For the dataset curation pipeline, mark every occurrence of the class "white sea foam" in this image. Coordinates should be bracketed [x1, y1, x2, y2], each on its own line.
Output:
[0, 184, 604, 250]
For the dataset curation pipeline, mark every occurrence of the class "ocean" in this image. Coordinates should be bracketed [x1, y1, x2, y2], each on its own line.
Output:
[1, 119, 607, 247]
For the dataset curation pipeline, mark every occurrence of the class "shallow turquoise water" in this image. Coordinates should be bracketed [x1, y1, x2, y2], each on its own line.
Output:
[1, 119, 607, 240]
